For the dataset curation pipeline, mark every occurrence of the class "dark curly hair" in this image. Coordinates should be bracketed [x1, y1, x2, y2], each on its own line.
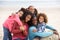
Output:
[16, 8, 26, 14]
[37, 13, 48, 23]
[18, 8, 26, 13]
[34, 8, 38, 17]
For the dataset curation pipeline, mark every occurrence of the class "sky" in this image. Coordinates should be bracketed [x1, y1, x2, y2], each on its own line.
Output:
[0, 0, 60, 8]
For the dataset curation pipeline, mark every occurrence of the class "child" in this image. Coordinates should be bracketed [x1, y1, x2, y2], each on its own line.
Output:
[3, 8, 24, 40]
[37, 13, 60, 40]
[37, 13, 47, 32]
[37, 22, 46, 32]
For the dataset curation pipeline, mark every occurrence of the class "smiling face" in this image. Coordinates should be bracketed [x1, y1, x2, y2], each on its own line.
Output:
[28, 6, 35, 13]
[18, 11, 23, 17]
[25, 15, 31, 22]
[32, 17, 37, 25]
[39, 16, 44, 23]
[38, 13, 48, 24]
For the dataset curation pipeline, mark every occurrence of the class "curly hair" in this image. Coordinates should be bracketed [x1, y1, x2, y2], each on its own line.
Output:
[37, 13, 48, 23]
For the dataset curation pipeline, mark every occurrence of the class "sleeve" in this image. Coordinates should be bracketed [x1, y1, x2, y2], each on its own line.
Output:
[14, 14, 23, 26]
[46, 24, 55, 30]
[33, 31, 53, 37]
[29, 26, 37, 32]
[11, 28, 21, 34]
[11, 21, 22, 34]
[23, 24, 29, 36]
[12, 27, 21, 33]
[29, 26, 53, 38]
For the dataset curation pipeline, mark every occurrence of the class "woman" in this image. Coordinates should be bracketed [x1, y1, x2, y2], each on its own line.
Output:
[11, 10, 32, 40]
[29, 13, 59, 40]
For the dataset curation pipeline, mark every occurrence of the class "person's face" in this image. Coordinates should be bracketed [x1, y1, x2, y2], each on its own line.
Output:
[25, 15, 31, 22]
[39, 16, 44, 23]
[29, 6, 35, 13]
[32, 17, 37, 25]
[18, 11, 23, 17]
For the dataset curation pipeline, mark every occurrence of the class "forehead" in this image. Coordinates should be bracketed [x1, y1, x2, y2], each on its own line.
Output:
[26, 15, 31, 17]
[19, 11, 23, 13]
[19, 11, 23, 12]
[32, 18, 37, 21]
[39, 16, 44, 18]
[29, 6, 34, 9]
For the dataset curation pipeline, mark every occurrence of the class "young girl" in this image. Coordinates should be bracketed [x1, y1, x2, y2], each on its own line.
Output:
[37, 13, 60, 40]
[11, 10, 32, 40]
[3, 8, 25, 40]
[37, 13, 47, 32]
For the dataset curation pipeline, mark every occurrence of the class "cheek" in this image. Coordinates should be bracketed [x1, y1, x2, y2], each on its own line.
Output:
[39, 18, 44, 22]
[27, 18, 30, 21]
[19, 12, 23, 16]
[25, 17, 30, 22]
[19, 14, 22, 17]
[26, 15, 31, 22]
[20, 13, 23, 16]
[20, 14, 22, 16]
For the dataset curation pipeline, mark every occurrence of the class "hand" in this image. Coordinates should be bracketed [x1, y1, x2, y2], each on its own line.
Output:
[33, 29, 37, 32]
[59, 38, 60, 40]
[53, 30, 60, 40]
[20, 26, 25, 31]
[53, 31, 59, 35]
[23, 31, 27, 36]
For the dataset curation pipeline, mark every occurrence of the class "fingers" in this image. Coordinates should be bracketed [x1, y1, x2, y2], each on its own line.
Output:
[20, 26, 25, 31]
[33, 29, 37, 32]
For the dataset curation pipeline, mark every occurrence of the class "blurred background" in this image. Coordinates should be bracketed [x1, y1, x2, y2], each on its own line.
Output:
[0, 0, 60, 40]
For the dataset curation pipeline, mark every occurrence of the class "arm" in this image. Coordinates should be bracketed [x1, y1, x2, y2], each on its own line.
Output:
[14, 14, 23, 26]
[46, 25, 60, 39]
[23, 24, 28, 36]
[46, 24, 55, 30]
[33, 32, 53, 37]
[29, 26, 53, 37]
[11, 28, 21, 34]
[9, 14, 22, 26]
[11, 27, 22, 34]
[11, 21, 22, 34]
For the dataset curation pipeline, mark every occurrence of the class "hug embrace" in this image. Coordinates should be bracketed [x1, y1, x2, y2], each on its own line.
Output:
[3, 6, 60, 40]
